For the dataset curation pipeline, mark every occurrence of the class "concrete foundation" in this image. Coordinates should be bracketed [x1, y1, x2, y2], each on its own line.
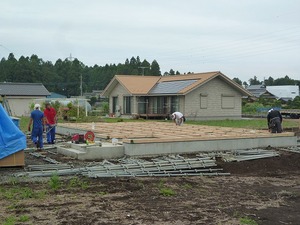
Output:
[123, 136, 297, 156]
[56, 142, 124, 160]
[56, 122, 297, 159]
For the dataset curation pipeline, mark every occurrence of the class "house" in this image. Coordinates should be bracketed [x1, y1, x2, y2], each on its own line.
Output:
[0, 82, 50, 116]
[47, 92, 67, 99]
[101, 71, 252, 120]
[246, 85, 266, 98]
[266, 85, 299, 102]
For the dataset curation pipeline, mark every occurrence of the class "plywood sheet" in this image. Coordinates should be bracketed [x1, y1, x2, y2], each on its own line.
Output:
[59, 122, 294, 143]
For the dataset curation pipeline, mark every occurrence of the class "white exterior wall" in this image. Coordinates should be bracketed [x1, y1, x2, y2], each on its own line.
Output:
[109, 83, 130, 114]
[184, 77, 242, 120]
[266, 85, 299, 100]
[6, 96, 45, 117]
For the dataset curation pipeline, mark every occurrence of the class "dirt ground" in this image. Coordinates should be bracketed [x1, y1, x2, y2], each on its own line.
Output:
[1, 138, 300, 224]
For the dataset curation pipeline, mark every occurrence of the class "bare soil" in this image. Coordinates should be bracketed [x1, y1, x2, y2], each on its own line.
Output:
[1, 142, 300, 224]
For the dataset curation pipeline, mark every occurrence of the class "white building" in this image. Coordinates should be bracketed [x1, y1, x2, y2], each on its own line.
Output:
[266, 85, 299, 101]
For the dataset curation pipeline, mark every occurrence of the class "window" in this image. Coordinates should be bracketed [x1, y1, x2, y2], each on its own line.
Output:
[112, 97, 118, 113]
[137, 97, 147, 114]
[221, 94, 235, 109]
[123, 96, 132, 114]
[200, 94, 208, 109]
[171, 96, 179, 112]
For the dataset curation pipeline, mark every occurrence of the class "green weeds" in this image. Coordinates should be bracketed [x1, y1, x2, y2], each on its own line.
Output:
[68, 177, 89, 190]
[49, 173, 61, 190]
[2, 215, 30, 225]
[0, 186, 46, 201]
[158, 179, 176, 197]
[239, 216, 258, 225]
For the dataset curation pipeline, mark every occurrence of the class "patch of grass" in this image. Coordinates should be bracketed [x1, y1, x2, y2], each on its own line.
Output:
[157, 179, 176, 197]
[49, 173, 61, 190]
[1, 215, 30, 225]
[68, 177, 89, 190]
[19, 215, 30, 222]
[186, 119, 298, 130]
[3, 216, 17, 225]
[239, 216, 258, 225]
[158, 179, 165, 188]
[35, 189, 48, 199]
[20, 187, 34, 199]
[8, 177, 20, 186]
[1, 186, 46, 201]
[159, 187, 176, 197]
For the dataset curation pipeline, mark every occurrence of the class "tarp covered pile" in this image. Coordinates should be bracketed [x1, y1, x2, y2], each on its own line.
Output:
[0, 104, 26, 159]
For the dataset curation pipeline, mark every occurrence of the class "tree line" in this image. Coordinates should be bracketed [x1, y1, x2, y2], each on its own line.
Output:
[0, 53, 299, 97]
[0, 54, 166, 97]
[233, 75, 300, 87]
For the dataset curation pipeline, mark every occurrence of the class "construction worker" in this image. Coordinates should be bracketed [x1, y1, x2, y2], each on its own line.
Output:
[28, 103, 45, 150]
[44, 102, 57, 144]
[267, 108, 283, 133]
[171, 111, 185, 126]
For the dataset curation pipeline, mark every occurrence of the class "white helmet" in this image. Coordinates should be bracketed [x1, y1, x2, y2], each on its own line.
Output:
[34, 103, 41, 109]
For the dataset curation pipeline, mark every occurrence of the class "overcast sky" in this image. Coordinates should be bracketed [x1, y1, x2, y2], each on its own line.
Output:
[1, 0, 299, 82]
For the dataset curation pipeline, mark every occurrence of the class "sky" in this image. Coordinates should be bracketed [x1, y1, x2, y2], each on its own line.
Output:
[0, 0, 299, 83]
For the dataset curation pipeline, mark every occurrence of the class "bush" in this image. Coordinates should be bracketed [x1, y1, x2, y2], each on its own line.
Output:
[242, 102, 264, 114]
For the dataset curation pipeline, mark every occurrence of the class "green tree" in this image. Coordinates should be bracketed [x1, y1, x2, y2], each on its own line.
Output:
[243, 81, 248, 88]
[150, 60, 161, 76]
[273, 75, 297, 85]
[140, 59, 151, 75]
[264, 76, 274, 86]
[232, 77, 242, 85]
[249, 76, 262, 85]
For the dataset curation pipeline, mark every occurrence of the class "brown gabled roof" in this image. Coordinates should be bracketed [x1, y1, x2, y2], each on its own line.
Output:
[116, 75, 161, 94]
[102, 75, 161, 96]
[102, 71, 252, 97]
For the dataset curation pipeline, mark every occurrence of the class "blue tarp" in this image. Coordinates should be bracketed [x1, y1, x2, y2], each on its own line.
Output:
[0, 104, 27, 159]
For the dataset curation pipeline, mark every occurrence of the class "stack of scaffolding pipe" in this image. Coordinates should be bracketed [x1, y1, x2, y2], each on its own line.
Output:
[15, 168, 85, 177]
[233, 149, 275, 155]
[86, 168, 224, 178]
[280, 147, 300, 153]
[14, 157, 225, 178]
[27, 164, 72, 171]
[84, 158, 221, 178]
[88, 171, 230, 178]
[222, 150, 279, 162]
[234, 153, 279, 162]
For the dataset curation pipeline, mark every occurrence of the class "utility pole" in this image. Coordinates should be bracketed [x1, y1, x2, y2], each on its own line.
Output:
[138, 66, 149, 76]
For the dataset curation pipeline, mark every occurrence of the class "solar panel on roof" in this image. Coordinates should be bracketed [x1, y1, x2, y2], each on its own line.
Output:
[150, 79, 198, 94]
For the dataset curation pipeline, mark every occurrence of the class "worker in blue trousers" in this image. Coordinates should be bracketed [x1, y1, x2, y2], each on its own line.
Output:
[44, 102, 57, 144]
[28, 104, 45, 150]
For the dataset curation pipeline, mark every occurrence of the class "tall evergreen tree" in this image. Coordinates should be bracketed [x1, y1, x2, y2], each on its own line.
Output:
[232, 77, 242, 85]
[150, 60, 161, 76]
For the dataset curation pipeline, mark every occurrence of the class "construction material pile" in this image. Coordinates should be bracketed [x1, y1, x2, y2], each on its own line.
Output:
[14, 155, 230, 178]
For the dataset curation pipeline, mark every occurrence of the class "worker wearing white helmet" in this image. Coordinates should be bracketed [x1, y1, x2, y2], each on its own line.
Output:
[28, 103, 45, 150]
